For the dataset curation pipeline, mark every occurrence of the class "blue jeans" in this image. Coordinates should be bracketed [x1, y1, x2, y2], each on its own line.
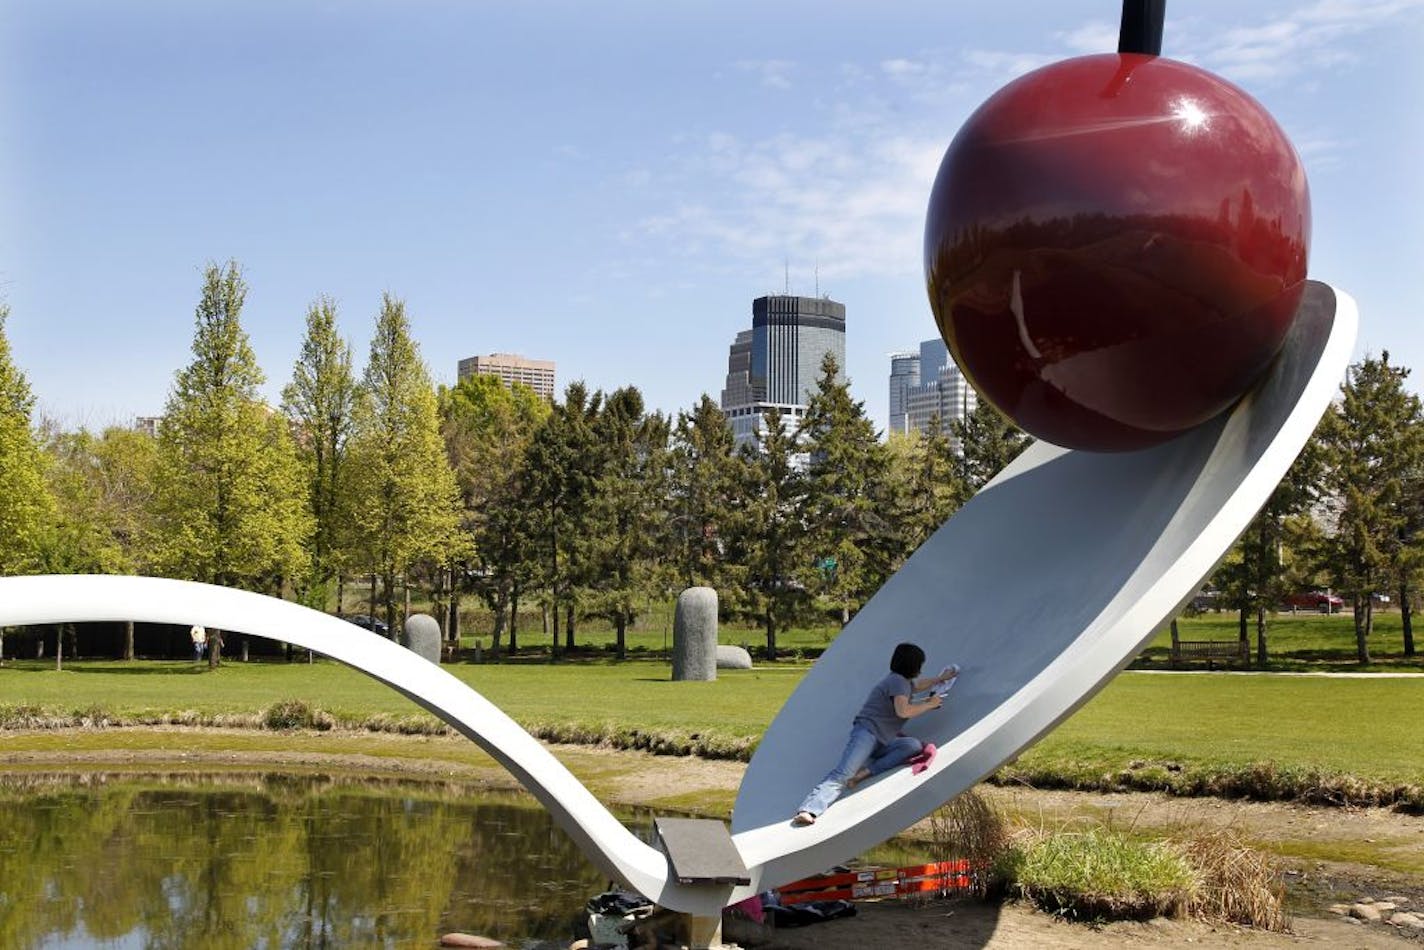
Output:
[796, 723, 923, 817]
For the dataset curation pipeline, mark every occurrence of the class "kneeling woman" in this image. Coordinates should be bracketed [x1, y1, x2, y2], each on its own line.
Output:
[792, 642, 955, 826]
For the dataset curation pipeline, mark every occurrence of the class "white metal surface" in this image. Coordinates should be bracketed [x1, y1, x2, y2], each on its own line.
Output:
[731, 281, 1355, 888]
[0, 282, 1355, 914]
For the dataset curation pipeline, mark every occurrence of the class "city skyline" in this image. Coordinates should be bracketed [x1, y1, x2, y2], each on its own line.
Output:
[6, 1, 1422, 434]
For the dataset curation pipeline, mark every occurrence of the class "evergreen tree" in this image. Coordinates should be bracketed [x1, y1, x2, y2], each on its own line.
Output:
[441, 374, 549, 655]
[0, 302, 54, 575]
[799, 353, 895, 625]
[728, 408, 808, 658]
[281, 296, 358, 608]
[1395, 450, 1423, 657]
[667, 395, 738, 590]
[1213, 438, 1324, 667]
[1317, 352, 1424, 664]
[952, 399, 1031, 498]
[884, 422, 964, 557]
[585, 387, 670, 659]
[150, 263, 311, 664]
[523, 381, 602, 655]
[347, 293, 462, 638]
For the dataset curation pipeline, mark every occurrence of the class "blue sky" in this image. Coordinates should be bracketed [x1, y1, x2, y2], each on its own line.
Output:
[4, 0, 1422, 433]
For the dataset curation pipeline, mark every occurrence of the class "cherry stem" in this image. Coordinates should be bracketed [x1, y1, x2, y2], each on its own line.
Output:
[1118, 0, 1166, 55]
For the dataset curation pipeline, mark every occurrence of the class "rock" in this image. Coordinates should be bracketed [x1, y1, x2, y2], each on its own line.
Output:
[1384, 895, 1411, 906]
[715, 644, 753, 670]
[568, 940, 590, 950]
[439, 935, 504, 948]
[1350, 903, 1383, 922]
[1373, 901, 1398, 913]
[1391, 913, 1424, 930]
[401, 613, 441, 664]
[672, 587, 717, 681]
[1327, 903, 1351, 916]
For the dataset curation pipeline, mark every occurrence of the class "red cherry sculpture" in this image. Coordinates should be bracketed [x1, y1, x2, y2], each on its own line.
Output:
[925, 53, 1310, 451]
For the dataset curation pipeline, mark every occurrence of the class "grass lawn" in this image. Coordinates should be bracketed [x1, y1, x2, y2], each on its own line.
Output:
[1012, 672, 1424, 786]
[1135, 611, 1423, 671]
[1, 658, 1420, 793]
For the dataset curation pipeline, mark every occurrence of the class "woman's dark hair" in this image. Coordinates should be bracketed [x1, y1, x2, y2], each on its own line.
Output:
[889, 642, 925, 679]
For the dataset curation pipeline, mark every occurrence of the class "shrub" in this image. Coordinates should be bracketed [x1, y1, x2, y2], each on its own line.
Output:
[999, 826, 1197, 921]
[1181, 829, 1288, 931]
[927, 790, 1011, 897]
[261, 699, 334, 731]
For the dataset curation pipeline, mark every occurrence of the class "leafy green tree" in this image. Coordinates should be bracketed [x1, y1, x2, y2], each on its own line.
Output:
[441, 374, 549, 655]
[728, 408, 808, 658]
[0, 302, 54, 576]
[952, 399, 1031, 498]
[1317, 352, 1424, 664]
[799, 353, 895, 625]
[281, 296, 359, 609]
[149, 262, 312, 659]
[523, 381, 602, 655]
[39, 426, 131, 575]
[667, 395, 738, 592]
[347, 293, 462, 638]
[585, 387, 670, 659]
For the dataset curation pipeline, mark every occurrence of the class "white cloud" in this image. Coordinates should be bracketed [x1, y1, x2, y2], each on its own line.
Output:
[881, 58, 928, 80]
[622, 1, 1420, 287]
[632, 123, 947, 283]
[1057, 20, 1119, 55]
[1185, 0, 1424, 83]
[736, 59, 795, 90]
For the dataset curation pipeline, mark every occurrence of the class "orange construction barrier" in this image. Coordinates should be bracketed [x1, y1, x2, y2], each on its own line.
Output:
[776, 860, 974, 905]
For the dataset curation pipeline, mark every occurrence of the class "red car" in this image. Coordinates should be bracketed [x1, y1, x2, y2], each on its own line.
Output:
[1283, 590, 1343, 613]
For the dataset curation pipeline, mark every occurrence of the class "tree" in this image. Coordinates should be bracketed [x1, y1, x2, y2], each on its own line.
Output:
[150, 262, 311, 663]
[799, 353, 895, 625]
[1213, 438, 1323, 667]
[347, 293, 462, 639]
[584, 387, 670, 659]
[952, 399, 1031, 498]
[1317, 352, 1424, 664]
[667, 396, 739, 591]
[523, 381, 601, 655]
[281, 296, 358, 609]
[0, 301, 54, 576]
[1395, 451, 1423, 658]
[728, 408, 808, 659]
[441, 374, 549, 656]
[883, 422, 964, 559]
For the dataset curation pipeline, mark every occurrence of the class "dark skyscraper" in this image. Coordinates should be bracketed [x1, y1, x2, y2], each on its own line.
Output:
[721, 294, 846, 451]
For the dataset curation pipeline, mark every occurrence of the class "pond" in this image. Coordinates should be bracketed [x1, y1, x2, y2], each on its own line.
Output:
[0, 772, 626, 949]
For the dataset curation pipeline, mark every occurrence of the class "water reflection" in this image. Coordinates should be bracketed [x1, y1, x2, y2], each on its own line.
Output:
[0, 773, 619, 949]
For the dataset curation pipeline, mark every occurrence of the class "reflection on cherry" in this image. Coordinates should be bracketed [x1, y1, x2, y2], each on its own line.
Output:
[925, 53, 1310, 451]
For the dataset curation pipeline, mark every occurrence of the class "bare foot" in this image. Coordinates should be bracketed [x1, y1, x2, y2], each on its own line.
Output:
[846, 769, 870, 790]
[792, 811, 816, 826]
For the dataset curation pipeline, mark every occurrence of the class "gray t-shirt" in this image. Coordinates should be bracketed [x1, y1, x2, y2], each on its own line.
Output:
[854, 672, 912, 744]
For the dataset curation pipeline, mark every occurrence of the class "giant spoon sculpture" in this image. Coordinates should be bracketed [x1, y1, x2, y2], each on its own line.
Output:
[0, 1, 1355, 918]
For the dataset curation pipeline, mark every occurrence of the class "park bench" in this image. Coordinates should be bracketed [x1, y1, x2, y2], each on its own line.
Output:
[1170, 638, 1247, 670]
